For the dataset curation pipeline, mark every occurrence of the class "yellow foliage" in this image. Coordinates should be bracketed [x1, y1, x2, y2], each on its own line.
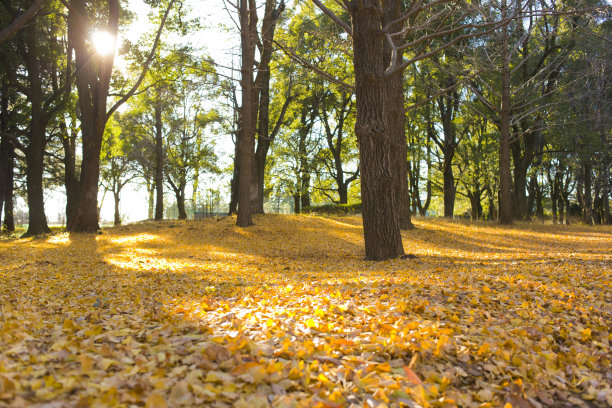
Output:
[0, 215, 610, 407]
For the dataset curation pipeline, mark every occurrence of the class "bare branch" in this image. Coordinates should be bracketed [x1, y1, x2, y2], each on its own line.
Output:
[311, 0, 352, 37]
[273, 39, 354, 92]
[106, 0, 176, 120]
[0, 0, 44, 44]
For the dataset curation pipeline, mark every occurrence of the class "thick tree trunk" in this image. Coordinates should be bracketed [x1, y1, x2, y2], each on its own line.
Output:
[351, 0, 404, 260]
[68, 0, 118, 233]
[498, 0, 513, 225]
[154, 103, 164, 221]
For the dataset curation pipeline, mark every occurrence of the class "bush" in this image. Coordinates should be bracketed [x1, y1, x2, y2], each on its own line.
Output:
[301, 202, 362, 215]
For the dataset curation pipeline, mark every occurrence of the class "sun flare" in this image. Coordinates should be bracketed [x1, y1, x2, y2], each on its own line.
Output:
[90, 30, 116, 56]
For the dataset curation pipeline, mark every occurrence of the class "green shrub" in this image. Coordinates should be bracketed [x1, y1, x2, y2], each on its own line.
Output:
[301, 202, 362, 215]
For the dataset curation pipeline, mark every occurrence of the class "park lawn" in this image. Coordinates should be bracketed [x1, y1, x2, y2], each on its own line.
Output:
[0, 215, 610, 408]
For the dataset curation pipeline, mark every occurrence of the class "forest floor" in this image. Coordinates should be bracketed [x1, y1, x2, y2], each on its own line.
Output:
[0, 215, 610, 408]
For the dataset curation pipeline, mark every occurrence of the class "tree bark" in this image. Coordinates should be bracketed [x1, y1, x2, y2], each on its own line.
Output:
[236, 0, 256, 227]
[68, 0, 118, 232]
[498, 0, 513, 225]
[176, 190, 187, 220]
[154, 102, 164, 221]
[383, 0, 413, 230]
[582, 161, 593, 225]
[3, 147, 14, 232]
[251, 0, 285, 213]
[113, 191, 121, 226]
[351, 0, 404, 260]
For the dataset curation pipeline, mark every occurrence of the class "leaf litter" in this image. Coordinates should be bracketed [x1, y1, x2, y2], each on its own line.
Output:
[0, 215, 610, 407]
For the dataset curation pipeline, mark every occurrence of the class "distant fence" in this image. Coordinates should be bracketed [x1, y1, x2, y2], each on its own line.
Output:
[193, 211, 227, 219]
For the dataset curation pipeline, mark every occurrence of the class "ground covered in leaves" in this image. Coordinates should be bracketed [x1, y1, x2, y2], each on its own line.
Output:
[0, 215, 610, 408]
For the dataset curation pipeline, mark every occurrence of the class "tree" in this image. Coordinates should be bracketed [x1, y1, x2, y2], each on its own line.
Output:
[0, 0, 71, 235]
[313, 0, 507, 258]
[165, 91, 219, 220]
[100, 115, 136, 226]
[67, 0, 174, 232]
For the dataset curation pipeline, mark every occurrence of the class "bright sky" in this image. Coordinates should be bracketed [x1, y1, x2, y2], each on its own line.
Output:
[38, 0, 240, 225]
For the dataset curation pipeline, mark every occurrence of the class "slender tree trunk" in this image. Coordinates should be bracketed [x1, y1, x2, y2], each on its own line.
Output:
[293, 194, 300, 214]
[3, 151, 14, 231]
[251, 0, 285, 213]
[498, 0, 513, 225]
[526, 175, 536, 219]
[351, 0, 404, 260]
[582, 162, 593, 225]
[301, 173, 311, 208]
[442, 159, 456, 218]
[147, 178, 154, 219]
[487, 186, 497, 221]
[229, 138, 239, 215]
[176, 190, 187, 220]
[60, 120, 80, 227]
[154, 103, 164, 221]
[383, 0, 412, 230]
[563, 192, 571, 225]
[0, 84, 8, 230]
[25, 116, 51, 235]
[113, 191, 121, 226]
[236, 0, 256, 227]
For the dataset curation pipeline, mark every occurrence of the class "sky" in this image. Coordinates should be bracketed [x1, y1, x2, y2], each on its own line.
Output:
[37, 0, 241, 225]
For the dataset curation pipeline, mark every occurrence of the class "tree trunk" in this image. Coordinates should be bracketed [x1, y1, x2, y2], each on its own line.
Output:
[154, 103, 164, 221]
[562, 192, 571, 225]
[60, 119, 80, 227]
[251, 0, 285, 214]
[25, 117, 51, 235]
[68, 0, 118, 233]
[301, 173, 311, 208]
[442, 160, 456, 218]
[487, 186, 497, 221]
[113, 191, 121, 226]
[147, 179, 154, 219]
[236, 0, 256, 227]
[498, 0, 513, 225]
[582, 162, 593, 225]
[383, 0, 412, 230]
[293, 194, 300, 214]
[176, 190, 187, 220]
[3, 150, 14, 232]
[338, 183, 348, 205]
[351, 0, 404, 260]
[229, 139, 239, 215]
